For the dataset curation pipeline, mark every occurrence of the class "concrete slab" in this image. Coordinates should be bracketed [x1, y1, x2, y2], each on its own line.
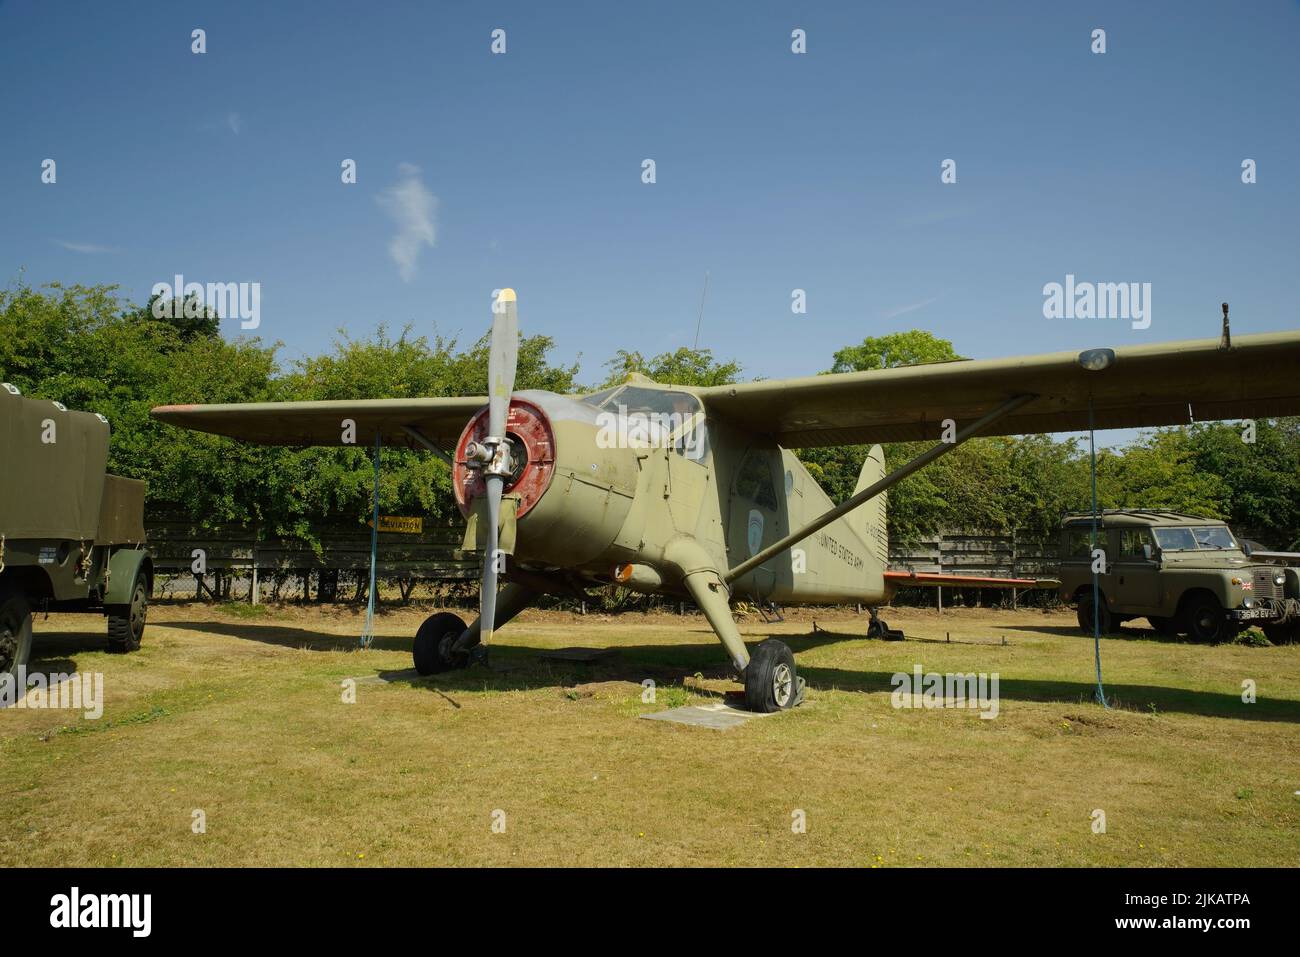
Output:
[639, 701, 773, 730]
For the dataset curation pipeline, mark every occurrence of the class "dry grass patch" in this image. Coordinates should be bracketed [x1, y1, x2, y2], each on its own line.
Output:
[1, 602, 1297, 866]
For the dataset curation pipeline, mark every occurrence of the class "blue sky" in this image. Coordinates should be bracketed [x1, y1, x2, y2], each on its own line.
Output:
[3, 0, 1297, 422]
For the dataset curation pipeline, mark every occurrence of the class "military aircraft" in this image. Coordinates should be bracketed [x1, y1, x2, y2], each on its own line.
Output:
[152, 290, 1300, 712]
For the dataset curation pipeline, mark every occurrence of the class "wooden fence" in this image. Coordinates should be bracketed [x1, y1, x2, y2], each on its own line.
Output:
[889, 532, 1060, 579]
[147, 520, 477, 602]
[146, 521, 1060, 606]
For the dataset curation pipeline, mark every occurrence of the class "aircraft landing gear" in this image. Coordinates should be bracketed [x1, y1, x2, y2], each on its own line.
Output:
[413, 612, 472, 675]
[413, 582, 538, 675]
[667, 539, 806, 713]
[744, 638, 805, 713]
[866, 607, 904, 640]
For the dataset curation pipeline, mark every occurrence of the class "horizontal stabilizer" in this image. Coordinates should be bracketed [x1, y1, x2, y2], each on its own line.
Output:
[884, 570, 1058, 590]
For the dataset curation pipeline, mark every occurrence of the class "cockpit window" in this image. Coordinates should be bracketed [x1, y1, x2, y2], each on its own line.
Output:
[581, 385, 709, 460]
[578, 386, 623, 409]
[735, 449, 779, 510]
[578, 385, 701, 419]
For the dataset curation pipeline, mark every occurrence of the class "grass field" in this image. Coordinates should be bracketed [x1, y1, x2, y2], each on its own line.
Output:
[2, 601, 1297, 867]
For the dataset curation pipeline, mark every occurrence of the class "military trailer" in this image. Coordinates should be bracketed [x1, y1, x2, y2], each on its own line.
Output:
[0, 384, 152, 682]
[1058, 510, 1300, 643]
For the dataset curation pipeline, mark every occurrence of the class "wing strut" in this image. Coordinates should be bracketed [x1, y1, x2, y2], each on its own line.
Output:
[723, 393, 1037, 584]
[400, 425, 455, 466]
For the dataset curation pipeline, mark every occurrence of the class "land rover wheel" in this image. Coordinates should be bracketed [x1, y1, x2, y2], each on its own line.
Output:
[0, 588, 34, 682]
[107, 576, 148, 652]
[1263, 621, 1299, 645]
[1076, 593, 1112, 636]
[1183, 595, 1230, 643]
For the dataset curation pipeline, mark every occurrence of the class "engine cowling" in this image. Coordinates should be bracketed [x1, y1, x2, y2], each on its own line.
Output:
[452, 392, 641, 569]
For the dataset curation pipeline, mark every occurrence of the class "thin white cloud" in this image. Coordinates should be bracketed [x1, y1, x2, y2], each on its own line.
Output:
[881, 296, 940, 321]
[227, 112, 242, 134]
[53, 239, 119, 254]
[376, 163, 437, 282]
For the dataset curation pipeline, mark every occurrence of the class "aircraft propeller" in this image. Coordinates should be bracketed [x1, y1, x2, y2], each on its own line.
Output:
[464, 289, 519, 650]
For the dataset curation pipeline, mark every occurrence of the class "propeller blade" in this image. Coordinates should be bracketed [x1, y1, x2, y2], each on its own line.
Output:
[480, 474, 503, 645]
[488, 289, 519, 438]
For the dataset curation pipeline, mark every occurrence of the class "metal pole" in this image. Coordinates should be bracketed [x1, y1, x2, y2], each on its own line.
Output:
[725, 393, 1036, 584]
[1090, 399, 1109, 708]
[360, 432, 381, 648]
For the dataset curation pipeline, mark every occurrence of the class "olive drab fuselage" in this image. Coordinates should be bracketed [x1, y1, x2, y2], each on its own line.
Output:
[479, 385, 891, 606]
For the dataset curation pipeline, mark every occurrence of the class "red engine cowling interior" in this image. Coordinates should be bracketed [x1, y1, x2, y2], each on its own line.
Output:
[453, 398, 556, 519]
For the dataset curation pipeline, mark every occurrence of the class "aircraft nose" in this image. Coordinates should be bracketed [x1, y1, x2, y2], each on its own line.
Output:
[452, 397, 556, 518]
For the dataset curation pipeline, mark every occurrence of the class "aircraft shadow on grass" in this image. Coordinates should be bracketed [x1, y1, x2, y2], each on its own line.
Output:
[149, 620, 1300, 725]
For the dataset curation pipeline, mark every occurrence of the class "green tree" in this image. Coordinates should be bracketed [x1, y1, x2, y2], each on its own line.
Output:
[800, 330, 974, 545]
[1093, 430, 1230, 518]
[829, 329, 965, 373]
[598, 347, 741, 388]
[1182, 419, 1300, 546]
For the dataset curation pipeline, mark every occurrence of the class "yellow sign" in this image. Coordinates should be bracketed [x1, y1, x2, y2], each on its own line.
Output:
[368, 515, 423, 534]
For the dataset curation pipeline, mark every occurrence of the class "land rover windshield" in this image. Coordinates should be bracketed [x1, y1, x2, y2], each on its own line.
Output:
[1152, 525, 1239, 551]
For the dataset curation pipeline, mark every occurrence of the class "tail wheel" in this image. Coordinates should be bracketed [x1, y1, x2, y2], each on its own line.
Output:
[413, 612, 471, 675]
[1183, 595, 1230, 643]
[107, 576, 148, 653]
[0, 589, 34, 682]
[744, 638, 801, 713]
[1076, 593, 1112, 636]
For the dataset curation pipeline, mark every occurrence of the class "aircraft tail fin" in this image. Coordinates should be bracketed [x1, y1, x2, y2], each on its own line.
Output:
[853, 444, 889, 565]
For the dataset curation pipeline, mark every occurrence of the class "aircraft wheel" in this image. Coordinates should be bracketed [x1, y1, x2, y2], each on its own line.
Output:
[1076, 593, 1112, 636]
[744, 638, 800, 713]
[413, 612, 470, 675]
[107, 576, 148, 653]
[0, 588, 34, 684]
[1183, 595, 1230, 643]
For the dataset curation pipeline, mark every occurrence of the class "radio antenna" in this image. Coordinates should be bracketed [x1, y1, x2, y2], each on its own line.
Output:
[692, 271, 710, 351]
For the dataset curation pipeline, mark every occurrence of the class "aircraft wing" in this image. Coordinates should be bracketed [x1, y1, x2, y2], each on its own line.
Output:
[884, 570, 1058, 589]
[150, 397, 487, 449]
[695, 331, 1300, 447]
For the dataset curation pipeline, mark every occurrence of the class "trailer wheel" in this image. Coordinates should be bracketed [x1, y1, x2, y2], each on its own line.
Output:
[0, 588, 34, 682]
[107, 575, 148, 653]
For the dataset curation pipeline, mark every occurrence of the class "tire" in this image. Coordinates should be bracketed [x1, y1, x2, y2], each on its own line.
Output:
[413, 612, 470, 675]
[744, 638, 798, 713]
[1183, 594, 1230, 643]
[1076, 593, 1112, 636]
[0, 589, 34, 683]
[107, 575, 148, 653]
[1263, 622, 1298, 646]
[1148, 615, 1180, 637]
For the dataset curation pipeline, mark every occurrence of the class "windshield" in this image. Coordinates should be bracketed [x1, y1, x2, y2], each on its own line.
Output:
[1152, 525, 1238, 551]
[578, 385, 701, 418]
[578, 385, 708, 460]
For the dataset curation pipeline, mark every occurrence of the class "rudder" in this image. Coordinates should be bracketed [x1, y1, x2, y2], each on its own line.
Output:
[853, 444, 889, 565]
